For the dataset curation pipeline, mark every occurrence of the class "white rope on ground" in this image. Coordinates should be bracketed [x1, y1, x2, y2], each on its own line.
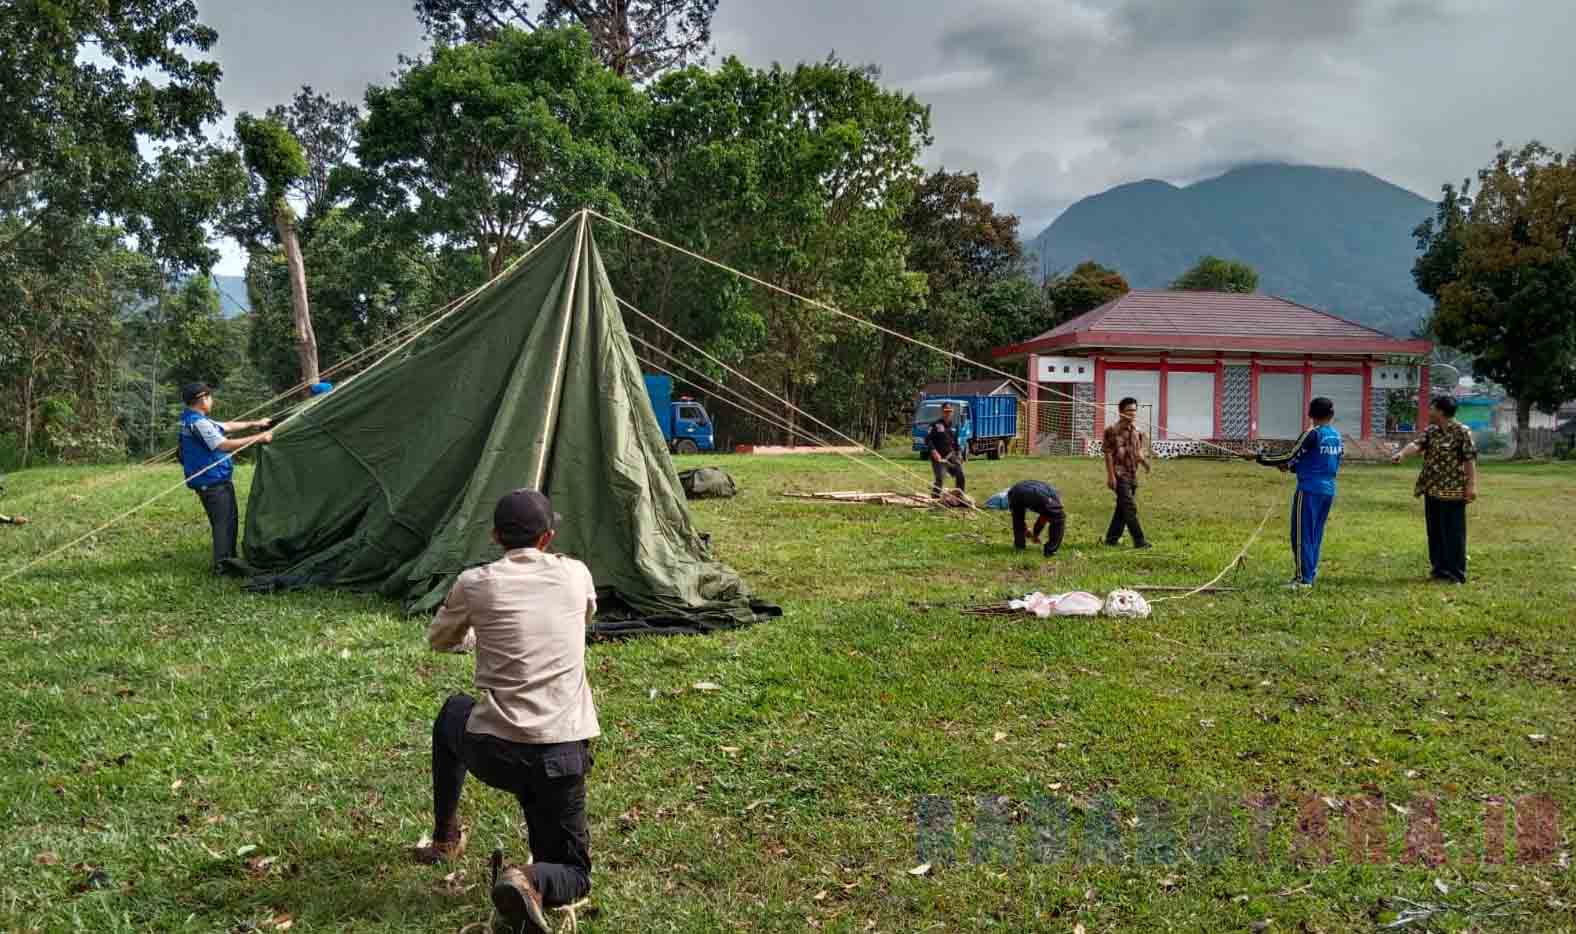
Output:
[631, 341, 951, 501]
[1, 217, 581, 585]
[616, 295, 984, 513]
[589, 208, 1248, 460]
[1147, 498, 1278, 603]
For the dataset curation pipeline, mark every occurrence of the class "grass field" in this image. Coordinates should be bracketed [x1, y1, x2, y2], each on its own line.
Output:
[2, 453, 1574, 933]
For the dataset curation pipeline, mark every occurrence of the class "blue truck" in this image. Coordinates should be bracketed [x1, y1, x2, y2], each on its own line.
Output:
[912, 393, 1019, 460]
[643, 373, 716, 454]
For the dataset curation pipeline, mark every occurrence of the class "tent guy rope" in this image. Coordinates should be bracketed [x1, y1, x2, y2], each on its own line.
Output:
[587, 208, 1247, 460]
[616, 295, 982, 512]
[628, 330, 967, 504]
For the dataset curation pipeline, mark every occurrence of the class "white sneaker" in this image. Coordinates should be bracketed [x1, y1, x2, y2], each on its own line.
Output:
[1284, 580, 1311, 591]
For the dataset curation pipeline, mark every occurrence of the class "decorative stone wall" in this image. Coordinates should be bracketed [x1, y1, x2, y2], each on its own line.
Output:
[1221, 366, 1252, 439]
[1370, 387, 1390, 437]
[1074, 382, 1096, 440]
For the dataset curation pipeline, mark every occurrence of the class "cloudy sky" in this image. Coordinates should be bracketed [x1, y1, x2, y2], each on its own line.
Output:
[199, 0, 1576, 273]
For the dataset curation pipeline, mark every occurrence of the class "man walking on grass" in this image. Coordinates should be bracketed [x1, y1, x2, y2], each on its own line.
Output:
[1391, 395, 1478, 584]
[177, 382, 272, 574]
[926, 403, 966, 499]
[1253, 397, 1343, 589]
[1102, 396, 1152, 549]
[418, 489, 597, 934]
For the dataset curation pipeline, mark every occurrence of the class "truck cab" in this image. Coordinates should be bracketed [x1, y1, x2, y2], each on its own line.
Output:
[669, 397, 714, 454]
[642, 373, 716, 454]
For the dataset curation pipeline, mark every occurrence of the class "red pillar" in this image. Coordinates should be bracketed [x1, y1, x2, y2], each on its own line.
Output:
[1417, 366, 1430, 431]
[1249, 356, 1261, 440]
[1360, 360, 1373, 440]
[1093, 355, 1107, 435]
[1027, 354, 1039, 453]
[1158, 354, 1170, 440]
[1213, 354, 1225, 440]
[1302, 355, 1313, 429]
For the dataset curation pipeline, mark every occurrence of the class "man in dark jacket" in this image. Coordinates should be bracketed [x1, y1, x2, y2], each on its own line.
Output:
[926, 403, 966, 498]
[1007, 480, 1066, 557]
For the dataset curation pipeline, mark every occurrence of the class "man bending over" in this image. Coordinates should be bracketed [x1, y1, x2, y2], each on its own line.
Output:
[419, 489, 598, 933]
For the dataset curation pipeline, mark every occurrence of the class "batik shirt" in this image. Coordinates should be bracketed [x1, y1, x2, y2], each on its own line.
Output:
[1413, 419, 1477, 499]
[1102, 420, 1144, 481]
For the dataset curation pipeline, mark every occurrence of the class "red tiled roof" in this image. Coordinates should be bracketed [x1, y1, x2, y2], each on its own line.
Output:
[993, 290, 1431, 358]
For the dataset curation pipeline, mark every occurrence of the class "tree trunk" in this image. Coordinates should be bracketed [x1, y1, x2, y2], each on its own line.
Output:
[275, 198, 319, 388]
[1512, 397, 1533, 460]
[21, 368, 34, 469]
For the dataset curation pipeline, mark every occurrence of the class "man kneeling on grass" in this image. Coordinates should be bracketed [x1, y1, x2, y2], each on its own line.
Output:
[418, 489, 598, 933]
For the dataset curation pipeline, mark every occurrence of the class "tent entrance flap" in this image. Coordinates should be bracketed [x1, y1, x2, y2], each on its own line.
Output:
[239, 214, 777, 635]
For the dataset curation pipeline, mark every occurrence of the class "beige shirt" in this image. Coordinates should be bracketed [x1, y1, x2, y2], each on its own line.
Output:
[428, 548, 601, 744]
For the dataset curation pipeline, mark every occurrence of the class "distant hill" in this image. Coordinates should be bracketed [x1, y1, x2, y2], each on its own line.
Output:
[1029, 163, 1437, 336]
[211, 275, 250, 318]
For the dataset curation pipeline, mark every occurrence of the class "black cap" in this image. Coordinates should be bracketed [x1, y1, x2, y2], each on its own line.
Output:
[493, 489, 560, 544]
[181, 382, 213, 405]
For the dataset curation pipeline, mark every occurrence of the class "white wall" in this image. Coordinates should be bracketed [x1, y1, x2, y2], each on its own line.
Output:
[1165, 371, 1215, 440]
[1257, 372, 1303, 439]
[1310, 374, 1363, 437]
[1103, 370, 1160, 432]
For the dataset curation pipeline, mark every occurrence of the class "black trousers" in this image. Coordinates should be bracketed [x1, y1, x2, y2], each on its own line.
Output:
[931, 455, 965, 497]
[1009, 495, 1066, 557]
[432, 694, 592, 907]
[194, 481, 238, 572]
[1424, 496, 1468, 583]
[1104, 477, 1147, 546]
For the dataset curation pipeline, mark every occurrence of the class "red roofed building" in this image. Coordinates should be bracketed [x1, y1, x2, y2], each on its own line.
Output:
[990, 290, 1433, 453]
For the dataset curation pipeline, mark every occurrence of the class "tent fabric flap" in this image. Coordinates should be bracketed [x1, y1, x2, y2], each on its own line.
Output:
[240, 215, 776, 635]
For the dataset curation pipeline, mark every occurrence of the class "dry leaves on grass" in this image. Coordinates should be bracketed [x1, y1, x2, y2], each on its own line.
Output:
[34, 851, 60, 866]
[907, 863, 930, 877]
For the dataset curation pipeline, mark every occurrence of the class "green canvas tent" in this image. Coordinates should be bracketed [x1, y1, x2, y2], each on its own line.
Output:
[240, 214, 777, 637]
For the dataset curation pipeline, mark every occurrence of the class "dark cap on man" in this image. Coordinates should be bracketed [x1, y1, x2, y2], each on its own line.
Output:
[494, 489, 560, 544]
[181, 382, 212, 405]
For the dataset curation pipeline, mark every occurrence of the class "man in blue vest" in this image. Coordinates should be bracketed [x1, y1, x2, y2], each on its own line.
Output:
[178, 382, 273, 574]
[1254, 396, 1344, 589]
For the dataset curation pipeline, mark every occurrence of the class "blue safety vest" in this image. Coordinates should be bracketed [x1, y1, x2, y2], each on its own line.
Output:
[179, 409, 232, 490]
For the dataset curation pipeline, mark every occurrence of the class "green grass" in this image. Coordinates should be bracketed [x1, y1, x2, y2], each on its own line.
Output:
[2, 454, 1574, 932]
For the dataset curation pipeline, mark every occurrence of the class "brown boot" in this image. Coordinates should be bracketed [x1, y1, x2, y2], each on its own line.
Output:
[413, 825, 468, 865]
[491, 865, 551, 933]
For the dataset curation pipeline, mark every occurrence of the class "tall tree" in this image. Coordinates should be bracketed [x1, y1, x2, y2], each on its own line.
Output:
[1172, 255, 1258, 293]
[0, 0, 223, 256]
[353, 26, 643, 279]
[265, 86, 360, 227]
[245, 208, 479, 392]
[1414, 142, 1576, 458]
[412, 0, 717, 80]
[1045, 260, 1129, 322]
[901, 170, 1022, 296]
[235, 113, 319, 387]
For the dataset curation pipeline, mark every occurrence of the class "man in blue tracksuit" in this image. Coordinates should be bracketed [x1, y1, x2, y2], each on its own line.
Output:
[1254, 397, 1343, 589]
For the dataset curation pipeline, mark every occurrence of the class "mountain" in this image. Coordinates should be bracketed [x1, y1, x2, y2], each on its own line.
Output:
[211, 275, 250, 318]
[1029, 164, 1437, 336]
